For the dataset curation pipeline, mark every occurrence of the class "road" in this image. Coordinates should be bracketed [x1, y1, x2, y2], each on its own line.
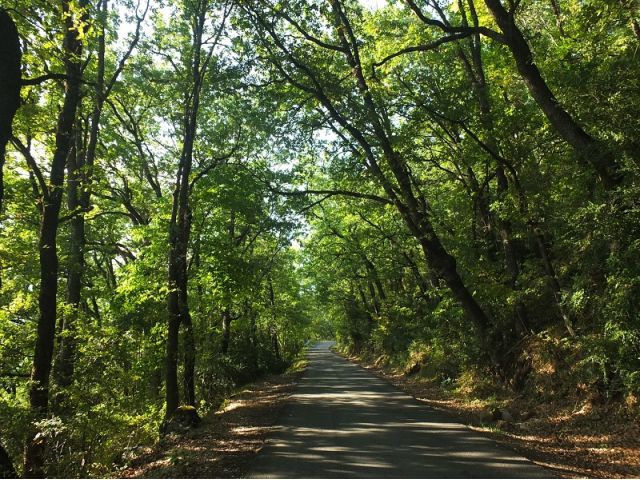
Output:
[248, 341, 551, 478]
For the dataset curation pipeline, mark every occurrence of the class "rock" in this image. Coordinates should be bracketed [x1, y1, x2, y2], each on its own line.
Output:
[162, 405, 201, 434]
[519, 409, 536, 421]
[500, 408, 514, 422]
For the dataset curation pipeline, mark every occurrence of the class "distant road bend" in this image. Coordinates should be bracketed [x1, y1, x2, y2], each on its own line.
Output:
[249, 341, 551, 479]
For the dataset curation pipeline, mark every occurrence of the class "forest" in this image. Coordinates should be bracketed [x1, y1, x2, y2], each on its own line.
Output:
[0, 0, 639, 476]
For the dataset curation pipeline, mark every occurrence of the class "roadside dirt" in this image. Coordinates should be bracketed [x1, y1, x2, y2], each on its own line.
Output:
[115, 369, 303, 478]
[345, 353, 640, 479]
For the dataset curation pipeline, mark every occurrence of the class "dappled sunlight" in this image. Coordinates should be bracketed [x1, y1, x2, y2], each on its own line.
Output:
[249, 344, 549, 479]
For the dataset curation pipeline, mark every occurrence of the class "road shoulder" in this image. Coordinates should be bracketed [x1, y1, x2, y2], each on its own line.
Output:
[338, 349, 640, 479]
[115, 368, 304, 479]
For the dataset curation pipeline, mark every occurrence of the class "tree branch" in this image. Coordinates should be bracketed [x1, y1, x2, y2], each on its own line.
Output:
[373, 32, 472, 68]
[21, 73, 67, 86]
[11, 136, 48, 198]
[270, 186, 392, 205]
[405, 0, 504, 43]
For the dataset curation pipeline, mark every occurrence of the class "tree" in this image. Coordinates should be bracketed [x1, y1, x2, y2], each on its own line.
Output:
[242, 0, 495, 357]
[22, 0, 87, 475]
[166, 0, 232, 418]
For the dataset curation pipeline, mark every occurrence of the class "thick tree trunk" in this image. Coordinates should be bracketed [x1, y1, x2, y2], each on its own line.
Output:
[482, 0, 620, 187]
[167, 207, 193, 415]
[165, 280, 180, 416]
[182, 308, 196, 407]
[0, 441, 15, 479]
[417, 223, 492, 341]
[0, 8, 21, 214]
[53, 140, 84, 397]
[24, 2, 84, 475]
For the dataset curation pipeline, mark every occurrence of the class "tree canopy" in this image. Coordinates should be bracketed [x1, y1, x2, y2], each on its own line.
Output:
[0, 0, 639, 475]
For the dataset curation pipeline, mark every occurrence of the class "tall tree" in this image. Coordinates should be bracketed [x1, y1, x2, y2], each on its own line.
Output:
[244, 0, 495, 356]
[54, 0, 146, 401]
[403, 0, 622, 187]
[23, 0, 87, 475]
[166, 0, 229, 417]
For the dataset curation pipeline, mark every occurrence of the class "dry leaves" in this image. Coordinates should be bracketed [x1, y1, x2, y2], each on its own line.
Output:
[115, 371, 302, 479]
[348, 354, 640, 479]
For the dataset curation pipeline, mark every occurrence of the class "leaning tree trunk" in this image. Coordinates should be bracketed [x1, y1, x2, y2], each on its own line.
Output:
[0, 8, 21, 215]
[330, 0, 495, 355]
[481, 0, 620, 187]
[23, 1, 85, 475]
[458, 3, 530, 336]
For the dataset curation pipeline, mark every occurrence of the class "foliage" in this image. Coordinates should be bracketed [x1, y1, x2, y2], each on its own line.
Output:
[1, 0, 640, 475]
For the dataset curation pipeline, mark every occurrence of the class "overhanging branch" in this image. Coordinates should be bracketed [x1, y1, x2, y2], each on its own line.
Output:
[270, 186, 392, 205]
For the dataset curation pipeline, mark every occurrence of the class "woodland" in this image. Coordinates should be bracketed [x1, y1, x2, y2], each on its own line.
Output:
[0, 0, 639, 476]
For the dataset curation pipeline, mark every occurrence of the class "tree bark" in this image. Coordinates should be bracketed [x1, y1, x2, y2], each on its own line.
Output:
[481, 0, 620, 187]
[23, 1, 85, 475]
[165, 0, 209, 420]
[0, 441, 15, 479]
[0, 8, 21, 214]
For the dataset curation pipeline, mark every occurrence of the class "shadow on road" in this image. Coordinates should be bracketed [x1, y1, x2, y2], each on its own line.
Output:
[249, 342, 551, 478]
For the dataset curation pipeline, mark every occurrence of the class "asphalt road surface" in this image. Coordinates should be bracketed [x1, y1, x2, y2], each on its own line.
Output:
[249, 341, 551, 478]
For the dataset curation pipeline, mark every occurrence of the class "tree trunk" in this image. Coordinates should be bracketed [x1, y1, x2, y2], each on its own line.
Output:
[0, 441, 15, 479]
[457, 7, 530, 337]
[53, 135, 85, 398]
[0, 8, 21, 215]
[165, 280, 180, 416]
[165, 1, 208, 421]
[482, 0, 620, 187]
[267, 278, 281, 360]
[24, 2, 84, 475]
[182, 308, 196, 407]
[221, 308, 232, 355]
[417, 223, 492, 341]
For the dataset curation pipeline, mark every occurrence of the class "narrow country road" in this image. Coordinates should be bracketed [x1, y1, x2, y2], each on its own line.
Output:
[249, 341, 551, 478]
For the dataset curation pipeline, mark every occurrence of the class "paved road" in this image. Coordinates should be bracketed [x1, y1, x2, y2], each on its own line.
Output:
[249, 341, 551, 478]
